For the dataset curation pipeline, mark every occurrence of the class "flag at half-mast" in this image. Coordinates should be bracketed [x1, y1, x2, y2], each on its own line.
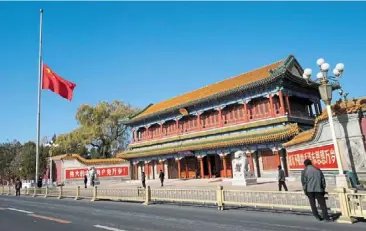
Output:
[42, 63, 76, 101]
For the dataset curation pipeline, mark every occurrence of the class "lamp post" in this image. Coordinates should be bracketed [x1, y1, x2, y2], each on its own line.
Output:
[302, 58, 349, 188]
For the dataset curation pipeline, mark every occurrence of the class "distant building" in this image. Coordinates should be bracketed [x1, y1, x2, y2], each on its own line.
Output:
[50, 154, 130, 185]
[118, 55, 322, 180]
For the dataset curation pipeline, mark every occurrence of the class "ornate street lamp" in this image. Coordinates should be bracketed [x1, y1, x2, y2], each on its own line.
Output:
[45, 141, 59, 187]
[303, 58, 348, 188]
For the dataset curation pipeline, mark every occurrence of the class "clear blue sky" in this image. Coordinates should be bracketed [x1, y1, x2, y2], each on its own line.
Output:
[0, 1, 365, 143]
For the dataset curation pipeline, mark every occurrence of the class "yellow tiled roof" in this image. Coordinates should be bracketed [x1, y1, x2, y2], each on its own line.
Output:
[51, 154, 127, 166]
[284, 97, 366, 147]
[118, 124, 300, 159]
[132, 59, 284, 120]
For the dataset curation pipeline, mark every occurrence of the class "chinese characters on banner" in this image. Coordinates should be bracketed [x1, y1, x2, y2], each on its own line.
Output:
[287, 144, 338, 170]
[65, 166, 129, 180]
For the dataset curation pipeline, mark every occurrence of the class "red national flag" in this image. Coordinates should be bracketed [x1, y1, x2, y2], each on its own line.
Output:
[42, 63, 76, 101]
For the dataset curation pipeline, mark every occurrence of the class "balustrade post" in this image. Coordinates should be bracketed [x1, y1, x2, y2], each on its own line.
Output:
[25, 187, 28, 196]
[197, 113, 202, 131]
[218, 107, 223, 127]
[269, 94, 275, 117]
[58, 186, 63, 199]
[91, 186, 98, 201]
[75, 186, 80, 200]
[336, 188, 356, 224]
[217, 186, 224, 211]
[143, 186, 151, 205]
[0, 185, 3, 195]
[243, 102, 248, 122]
[7, 185, 11, 195]
[44, 186, 48, 198]
[32, 187, 37, 197]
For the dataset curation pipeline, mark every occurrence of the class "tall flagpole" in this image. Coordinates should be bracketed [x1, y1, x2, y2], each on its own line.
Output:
[36, 8, 44, 183]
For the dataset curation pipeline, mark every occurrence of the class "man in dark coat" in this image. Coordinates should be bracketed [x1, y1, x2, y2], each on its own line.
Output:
[84, 175, 88, 188]
[159, 170, 165, 187]
[301, 159, 331, 221]
[37, 176, 42, 188]
[15, 178, 22, 196]
[141, 172, 146, 188]
[278, 165, 288, 191]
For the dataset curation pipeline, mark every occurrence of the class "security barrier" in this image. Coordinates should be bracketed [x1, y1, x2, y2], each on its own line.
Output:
[1, 184, 364, 224]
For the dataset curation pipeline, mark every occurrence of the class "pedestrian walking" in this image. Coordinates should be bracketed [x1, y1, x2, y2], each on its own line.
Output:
[15, 178, 22, 197]
[301, 159, 331, 221]
[84, 175, 88, 188]
[278, 165, 288, 191]
[141, 172, 146, 188]
[195, 168, 200, 179]
[159, 170, 165, 187]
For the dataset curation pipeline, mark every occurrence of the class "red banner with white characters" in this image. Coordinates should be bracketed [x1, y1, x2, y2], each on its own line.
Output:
[287, 144, 338, 170]
[65, 166, 129, 180]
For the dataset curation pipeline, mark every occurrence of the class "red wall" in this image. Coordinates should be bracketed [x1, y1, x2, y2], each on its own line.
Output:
[55, 160, 62, 184]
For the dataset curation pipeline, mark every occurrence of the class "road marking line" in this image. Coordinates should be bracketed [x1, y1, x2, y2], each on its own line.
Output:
[29, 214, 72, 224]
[94, 225, 127, 231]
[7, 208, 33, 214]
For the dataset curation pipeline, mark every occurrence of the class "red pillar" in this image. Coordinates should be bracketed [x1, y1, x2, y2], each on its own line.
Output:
[243, 102, 248, 122]
[279, 91, 285, 116]
[285, 94, 291, 116]
[185, 158, 189, 179]
[222, 155, 227, 178]
[134, 164, 139, 180]
[207, 156, 212, 178]
[177, 159, 181, 179]
[269, 95, 274, 117]
[160, 123, 163, 137]
[199, 157, 204, 178]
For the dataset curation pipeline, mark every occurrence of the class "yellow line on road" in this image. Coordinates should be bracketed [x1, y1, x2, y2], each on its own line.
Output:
[29, 214, 72, 224]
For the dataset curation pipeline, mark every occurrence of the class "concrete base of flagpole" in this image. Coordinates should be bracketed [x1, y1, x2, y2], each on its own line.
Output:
[336, 174, 350, 189]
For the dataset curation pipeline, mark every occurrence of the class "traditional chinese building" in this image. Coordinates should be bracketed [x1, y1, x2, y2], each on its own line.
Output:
[284, 97, 366, 182]
[118, 55, 323, 180]
[50, 154, 130, 185]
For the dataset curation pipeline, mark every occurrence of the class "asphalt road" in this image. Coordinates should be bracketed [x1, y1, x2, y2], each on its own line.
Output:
[0, 195, 365, 231]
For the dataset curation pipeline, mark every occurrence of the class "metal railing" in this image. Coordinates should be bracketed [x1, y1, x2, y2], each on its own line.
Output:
[150, 188, 217, 204]
[346, 191, 366, 219]
[222, 189, 340, 211]
[0, 184, 364, 224]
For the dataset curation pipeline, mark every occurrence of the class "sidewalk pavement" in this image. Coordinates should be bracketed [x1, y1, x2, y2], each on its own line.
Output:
[65, 178, 337, 192]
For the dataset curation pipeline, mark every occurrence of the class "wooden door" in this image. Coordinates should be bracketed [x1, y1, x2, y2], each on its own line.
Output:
[261, 150, 280, 170]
